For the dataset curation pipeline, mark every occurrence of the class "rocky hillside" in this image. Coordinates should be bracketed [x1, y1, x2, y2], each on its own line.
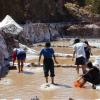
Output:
[0, 0, 68, 23]
[0, 0, 100, 23]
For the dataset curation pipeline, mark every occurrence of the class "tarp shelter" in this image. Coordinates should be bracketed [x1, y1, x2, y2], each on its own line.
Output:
[0, 15, 23, 35]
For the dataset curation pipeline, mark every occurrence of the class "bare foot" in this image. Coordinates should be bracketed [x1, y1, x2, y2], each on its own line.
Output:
[21, 70, 23, 73]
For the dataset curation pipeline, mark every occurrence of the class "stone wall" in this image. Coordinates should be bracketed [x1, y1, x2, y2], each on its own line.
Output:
[20, 22, 65, 43]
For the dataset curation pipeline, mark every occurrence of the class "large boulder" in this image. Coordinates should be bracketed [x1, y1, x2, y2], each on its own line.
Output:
[0, 31, 19, 77]
[0, 15, 22, 54]
[66, 23, 100, 37]
[0, 15, 23, 35]
[2, 32, 19, 54]
[0, 33, 9, 77]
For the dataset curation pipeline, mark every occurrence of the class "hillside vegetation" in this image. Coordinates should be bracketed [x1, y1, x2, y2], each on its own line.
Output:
[0, 0, 100, 23]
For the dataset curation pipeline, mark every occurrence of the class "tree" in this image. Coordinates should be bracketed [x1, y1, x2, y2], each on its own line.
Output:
[77, 0, 86, 7]
[85, 0, 100, 14]
[92, 0, 100, 14]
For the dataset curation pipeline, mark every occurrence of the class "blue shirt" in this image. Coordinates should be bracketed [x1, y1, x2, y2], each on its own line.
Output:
[40, 48, 54, 58]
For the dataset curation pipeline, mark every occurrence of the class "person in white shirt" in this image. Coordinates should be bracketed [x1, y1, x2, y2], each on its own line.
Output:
[72, 38, 87, 74]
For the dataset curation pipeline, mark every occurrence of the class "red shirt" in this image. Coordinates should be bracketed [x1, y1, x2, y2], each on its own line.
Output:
[12, 51, 16, 61]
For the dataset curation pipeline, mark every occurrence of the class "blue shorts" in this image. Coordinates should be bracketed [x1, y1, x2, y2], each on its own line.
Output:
[17, 52, 26, 60]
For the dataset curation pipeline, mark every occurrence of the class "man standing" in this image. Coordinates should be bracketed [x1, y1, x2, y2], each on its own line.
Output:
[38, 42, 58, 84]
[72, 38, 87, 74]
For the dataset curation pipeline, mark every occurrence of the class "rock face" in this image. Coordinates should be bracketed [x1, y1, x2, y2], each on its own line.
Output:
[0, 15, 23, 77]
[20, 22, 65, 43]
[0, 32, 19, 77]
[0, 33, 9, 77]
[66, 23, 100, 37]
[0, 31, 19, 77]
[2, 33, 19, 54]
[0, 0, 66, 23]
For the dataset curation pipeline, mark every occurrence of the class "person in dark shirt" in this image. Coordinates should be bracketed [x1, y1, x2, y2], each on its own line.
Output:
[84, 40, 92, 63]
[38, 42, 58, 84]
[74, 61, 100, 89]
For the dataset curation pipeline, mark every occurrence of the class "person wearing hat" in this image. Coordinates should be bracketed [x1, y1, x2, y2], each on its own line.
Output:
[72, 38, 87, 74]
